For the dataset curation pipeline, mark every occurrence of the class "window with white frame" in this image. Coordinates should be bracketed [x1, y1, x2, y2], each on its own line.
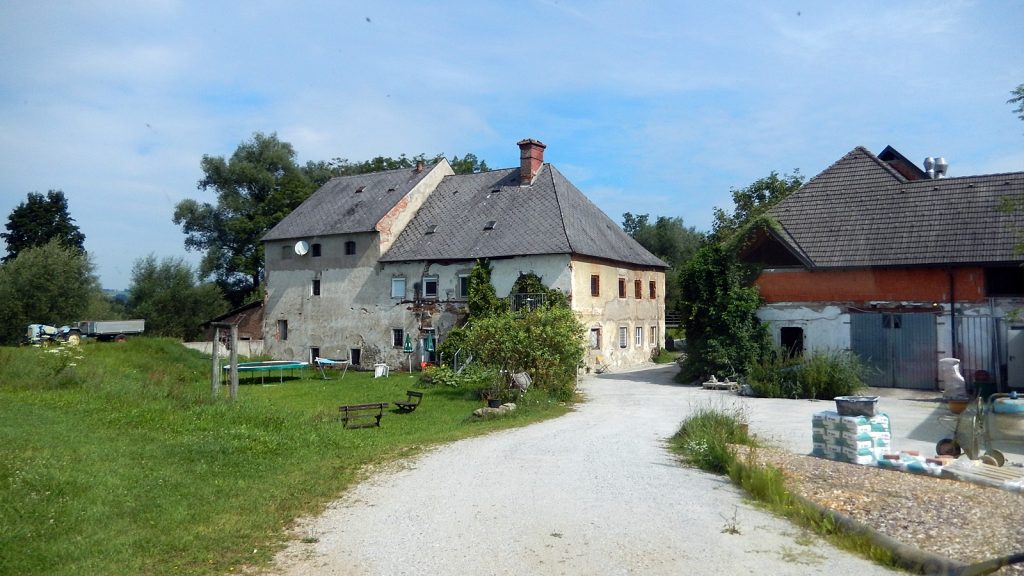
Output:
[589, 327, 601, 350]
[391, 277, 406, 299]
[618, 326, 627, 348]
[423, 276, 438, 299]
[651, 326, 657, 346]
[635, 326, 643, 347]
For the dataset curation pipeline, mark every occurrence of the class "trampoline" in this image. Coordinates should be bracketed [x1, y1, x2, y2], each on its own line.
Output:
[223, 360, 310, 383]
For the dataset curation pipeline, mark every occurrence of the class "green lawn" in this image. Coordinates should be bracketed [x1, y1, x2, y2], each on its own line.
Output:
[0, 339, 568, 575]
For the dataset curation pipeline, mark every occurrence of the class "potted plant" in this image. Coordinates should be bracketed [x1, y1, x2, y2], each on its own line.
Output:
[481, 387, 503, 408]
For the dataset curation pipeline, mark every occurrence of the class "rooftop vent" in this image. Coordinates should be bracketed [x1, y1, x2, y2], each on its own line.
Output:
[425, 225, 438, 235]
[355, 186, 365, 193]
[484, 220, 497, 230]
[923, 157, 948, 179]
[387, 188, 395, 193]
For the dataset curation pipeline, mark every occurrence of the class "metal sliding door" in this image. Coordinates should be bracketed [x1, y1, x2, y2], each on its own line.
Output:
[850, 312, 937, 389]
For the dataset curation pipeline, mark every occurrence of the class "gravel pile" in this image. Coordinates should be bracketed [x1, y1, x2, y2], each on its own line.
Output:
[738, 446, 1024, 575]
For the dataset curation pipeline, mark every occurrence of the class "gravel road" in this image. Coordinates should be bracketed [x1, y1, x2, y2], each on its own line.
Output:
[272, 365, 897, 575]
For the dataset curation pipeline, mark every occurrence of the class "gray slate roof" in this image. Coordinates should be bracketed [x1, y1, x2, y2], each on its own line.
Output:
[262, 164, 439, 241]
[768, 146, 1024, 268]
[380, 165, 667, 268]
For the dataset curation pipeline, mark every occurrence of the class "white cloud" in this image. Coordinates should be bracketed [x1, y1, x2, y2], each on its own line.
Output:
[1, 0, 1022, 288]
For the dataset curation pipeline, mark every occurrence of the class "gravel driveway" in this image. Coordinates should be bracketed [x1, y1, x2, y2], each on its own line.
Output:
[272, 365, 896, 575]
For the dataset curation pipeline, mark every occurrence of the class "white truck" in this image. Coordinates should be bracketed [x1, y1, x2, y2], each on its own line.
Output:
[26, 319, 146, 345]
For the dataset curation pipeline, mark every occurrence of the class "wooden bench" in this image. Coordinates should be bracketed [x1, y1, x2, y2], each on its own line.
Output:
[338, 402, 388, 428]
[394, 391, 423, 412]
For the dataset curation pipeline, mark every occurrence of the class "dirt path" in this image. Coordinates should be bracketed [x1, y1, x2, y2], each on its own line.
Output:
[271, 365, 896, 575]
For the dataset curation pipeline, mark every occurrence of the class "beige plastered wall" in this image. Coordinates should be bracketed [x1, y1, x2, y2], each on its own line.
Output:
[570, 256, 666, 371]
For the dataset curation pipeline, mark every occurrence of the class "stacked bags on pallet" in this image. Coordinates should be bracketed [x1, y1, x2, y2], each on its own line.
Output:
[811, 411, 891, 465]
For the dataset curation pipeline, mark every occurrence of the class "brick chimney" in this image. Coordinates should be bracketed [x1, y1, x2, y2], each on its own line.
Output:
[517, 138, 546, 184]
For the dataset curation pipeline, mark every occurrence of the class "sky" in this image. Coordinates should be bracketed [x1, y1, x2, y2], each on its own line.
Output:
[1, 1, 1022, 290]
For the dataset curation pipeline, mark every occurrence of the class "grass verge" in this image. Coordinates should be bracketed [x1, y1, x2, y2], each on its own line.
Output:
[651, 348, 680, 364]
[670, 404, 898, 569]
[0, 339, 569, 575]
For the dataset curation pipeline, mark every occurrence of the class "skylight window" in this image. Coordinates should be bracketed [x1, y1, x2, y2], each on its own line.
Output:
[355, 186, 365, 193]
[426, 225, 438, 235]
[484, 220, 497, 230]
[387, 188, 395, 193]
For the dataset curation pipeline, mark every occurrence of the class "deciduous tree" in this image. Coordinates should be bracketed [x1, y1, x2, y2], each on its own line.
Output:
[0, 240, 100, 344]
[173, 132, 314, 305]
[1009, 82, 1024, 124]
[622, 213, 703, 317]
[126, 255, 229, 341]
[677, 242, 770, 382]
[711, 170, 804, 241]
[304, 152, 488, 187]
[2, 190, 86, 263]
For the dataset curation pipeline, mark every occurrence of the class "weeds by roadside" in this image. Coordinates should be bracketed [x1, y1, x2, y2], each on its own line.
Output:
[671, 404, 898, 569]
[746, 349, 867, 399]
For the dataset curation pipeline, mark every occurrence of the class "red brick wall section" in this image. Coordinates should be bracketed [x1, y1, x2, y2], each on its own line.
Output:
[755, 267, 986, 304]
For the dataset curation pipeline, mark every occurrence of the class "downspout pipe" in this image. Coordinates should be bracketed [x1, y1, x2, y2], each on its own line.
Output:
[949, 269, 957, 358]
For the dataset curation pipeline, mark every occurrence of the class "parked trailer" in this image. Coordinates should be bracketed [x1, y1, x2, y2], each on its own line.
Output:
[63, 319, 145, 345]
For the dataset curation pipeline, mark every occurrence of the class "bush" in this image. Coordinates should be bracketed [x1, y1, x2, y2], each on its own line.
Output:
[677, 243, 770, 382]
[459, 308, 584, 398]
[747, 349, 867, 399]
[419, 363, 498, 390]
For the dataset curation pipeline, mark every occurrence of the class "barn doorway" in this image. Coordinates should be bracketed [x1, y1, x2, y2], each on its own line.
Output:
[850, 312, 937, 389]
[780, 327, 804, 357]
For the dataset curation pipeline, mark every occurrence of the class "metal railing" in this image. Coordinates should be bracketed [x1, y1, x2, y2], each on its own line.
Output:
[510, 293, 545, 312]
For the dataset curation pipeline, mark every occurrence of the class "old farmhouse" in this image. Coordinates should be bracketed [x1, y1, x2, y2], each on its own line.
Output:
[742, 145, 1024, 392]
[261, 139, 667, 372]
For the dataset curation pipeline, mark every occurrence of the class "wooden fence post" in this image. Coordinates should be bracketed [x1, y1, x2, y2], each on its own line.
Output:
[229, 324, 239, 400]
[211, 326, 221, 397]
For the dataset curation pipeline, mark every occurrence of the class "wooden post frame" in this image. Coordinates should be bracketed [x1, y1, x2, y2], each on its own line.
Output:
[211, 326, 221, 396]
[210, 321, 239, 399]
